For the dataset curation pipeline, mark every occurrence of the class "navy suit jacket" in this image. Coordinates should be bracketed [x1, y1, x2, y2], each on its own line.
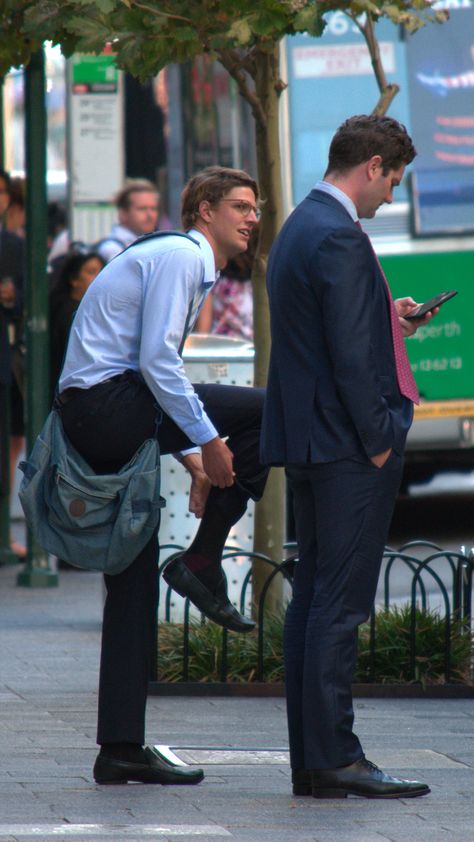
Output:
[260, 189, 413, 466]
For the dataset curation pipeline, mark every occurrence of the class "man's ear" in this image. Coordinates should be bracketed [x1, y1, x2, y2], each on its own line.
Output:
[198, 199, 213, 223]
[367, 155, 383, 181]
[367, 155, 383, 180]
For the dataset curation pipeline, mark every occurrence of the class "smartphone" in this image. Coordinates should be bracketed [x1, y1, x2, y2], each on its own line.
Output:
[404, 290, 458, 320]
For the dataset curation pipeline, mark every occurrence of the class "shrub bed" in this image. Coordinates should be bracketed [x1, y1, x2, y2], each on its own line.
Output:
[157, 605, 473, 685]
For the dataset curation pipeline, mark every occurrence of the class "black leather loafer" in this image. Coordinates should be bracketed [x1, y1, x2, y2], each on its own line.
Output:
[163, 556, 256, 633]
[311, 757, 430, 799]
[292, 768, 312, 796]
[93, 746, 204, 785]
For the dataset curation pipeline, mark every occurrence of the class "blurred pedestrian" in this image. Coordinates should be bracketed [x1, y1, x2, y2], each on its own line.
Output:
[195, 228, 256, 341]
[96, 179, 160, 263]
[0, 168, 25, 558]
[49, 251, 105, 397]
[47, 201, 69, 267]
[5, 178, 26, 239]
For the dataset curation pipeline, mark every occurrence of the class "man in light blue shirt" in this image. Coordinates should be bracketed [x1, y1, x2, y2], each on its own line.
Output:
[57, 166, 267, 786]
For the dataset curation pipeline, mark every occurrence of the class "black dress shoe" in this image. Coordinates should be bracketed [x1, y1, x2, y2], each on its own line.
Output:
[310, 757, 430, 799]
[292, 768, 312, 796]
[163, 556, 256, 633]
[93, 746, 204, 785]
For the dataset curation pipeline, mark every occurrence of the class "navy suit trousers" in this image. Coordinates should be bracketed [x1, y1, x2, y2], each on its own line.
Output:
[285, 451, 403, 770]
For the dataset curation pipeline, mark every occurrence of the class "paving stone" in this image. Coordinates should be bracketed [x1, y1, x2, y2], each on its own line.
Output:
[3, 562, 474, 841]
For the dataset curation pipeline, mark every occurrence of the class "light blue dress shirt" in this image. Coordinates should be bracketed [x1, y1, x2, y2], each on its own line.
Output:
[59, 228, 219, 446]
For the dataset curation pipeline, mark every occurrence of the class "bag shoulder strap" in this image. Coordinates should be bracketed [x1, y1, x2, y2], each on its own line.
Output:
[120, 230, 199, 254]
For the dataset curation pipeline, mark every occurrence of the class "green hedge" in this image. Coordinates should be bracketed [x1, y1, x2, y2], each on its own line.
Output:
[355, 605, 472, 686]
[157, 606, 473, 685]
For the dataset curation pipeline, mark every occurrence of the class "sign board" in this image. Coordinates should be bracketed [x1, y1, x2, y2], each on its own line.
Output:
[67, 52, 124, 236]
[284, 14, 411, 206]
[406, 3, 474, 235]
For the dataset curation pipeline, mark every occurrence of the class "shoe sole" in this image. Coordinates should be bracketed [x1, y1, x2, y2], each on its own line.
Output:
[292, 785, 312, 796]
[312, 786, 431, 799]
[95, 777, 203, 785]
[164, 563, 255, 633]
[94, 778, 128, 785]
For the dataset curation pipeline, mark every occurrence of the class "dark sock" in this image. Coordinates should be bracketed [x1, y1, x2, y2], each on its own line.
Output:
[100, 742, 147, 763]
[181, 485, 248, 591]
[182, 553, 223, 592]
[183, 508, 231, 590]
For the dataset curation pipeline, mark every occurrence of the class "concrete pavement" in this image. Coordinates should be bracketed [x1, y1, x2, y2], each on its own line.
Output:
[1, 561, 474, 842]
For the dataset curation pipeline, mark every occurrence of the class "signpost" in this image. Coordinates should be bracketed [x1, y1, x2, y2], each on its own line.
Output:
[67, 52, 124, 241]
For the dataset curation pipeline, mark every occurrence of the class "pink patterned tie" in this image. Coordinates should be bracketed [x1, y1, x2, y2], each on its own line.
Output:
[356, 221, 419, 404]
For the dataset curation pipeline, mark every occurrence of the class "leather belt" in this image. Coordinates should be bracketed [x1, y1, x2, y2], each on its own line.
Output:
[57, 372, 130, 406]
[56, 387, 84, 406]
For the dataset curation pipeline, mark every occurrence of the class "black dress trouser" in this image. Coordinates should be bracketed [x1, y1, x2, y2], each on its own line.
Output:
[59, 371, 267, 744]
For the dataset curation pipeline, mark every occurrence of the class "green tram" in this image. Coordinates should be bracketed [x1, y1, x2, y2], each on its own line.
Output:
[381, 240, 474, 484]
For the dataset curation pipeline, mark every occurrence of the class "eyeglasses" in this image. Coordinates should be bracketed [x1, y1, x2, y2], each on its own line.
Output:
[219, 199, 261, 221]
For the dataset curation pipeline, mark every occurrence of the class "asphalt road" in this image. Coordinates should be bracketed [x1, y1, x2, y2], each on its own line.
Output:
[391, 471, 474, 549]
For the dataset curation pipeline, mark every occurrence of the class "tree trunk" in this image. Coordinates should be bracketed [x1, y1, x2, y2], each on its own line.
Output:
[250, 44, 285, 614]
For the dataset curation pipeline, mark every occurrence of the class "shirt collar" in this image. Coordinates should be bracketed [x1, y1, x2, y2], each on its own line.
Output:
[187, 227, 219, 285]
[110, 223, 137, 245]
[314, 180, 358, 223]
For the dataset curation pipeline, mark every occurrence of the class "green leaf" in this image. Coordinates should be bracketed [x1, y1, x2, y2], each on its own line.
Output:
[351, 0, 381, 16]
[92, 0, 117, 12]
[293, 6, 326, 37]
[250, 8, 291, 36]
[174, 25, 201, 42]
[63, 14, 110, 39]
[228, 18, 253, 45]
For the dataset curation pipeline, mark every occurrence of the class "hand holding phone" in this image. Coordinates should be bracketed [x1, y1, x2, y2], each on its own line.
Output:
[404, 290, 458, 321]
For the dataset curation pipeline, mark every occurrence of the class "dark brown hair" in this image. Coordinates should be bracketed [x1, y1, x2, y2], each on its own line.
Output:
[325, 114, 416, 176]
[115, 178, 159, 210]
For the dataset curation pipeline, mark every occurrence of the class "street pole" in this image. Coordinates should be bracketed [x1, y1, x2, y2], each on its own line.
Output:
[17, 47, 58, 587]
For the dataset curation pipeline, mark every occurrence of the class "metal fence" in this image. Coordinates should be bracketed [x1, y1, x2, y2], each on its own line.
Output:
[154, 541, 474, 688]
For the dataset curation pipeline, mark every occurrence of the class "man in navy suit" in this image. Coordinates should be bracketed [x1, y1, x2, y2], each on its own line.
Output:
[261, 115, 437, 799]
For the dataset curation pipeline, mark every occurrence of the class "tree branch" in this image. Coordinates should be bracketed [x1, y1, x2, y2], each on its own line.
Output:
[350, 11, 399, 115]
[216, 48, 267, 128]
[217, 45, 256, 76]
[371, 84, 400, 116]
[126, 0, 193, 26]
